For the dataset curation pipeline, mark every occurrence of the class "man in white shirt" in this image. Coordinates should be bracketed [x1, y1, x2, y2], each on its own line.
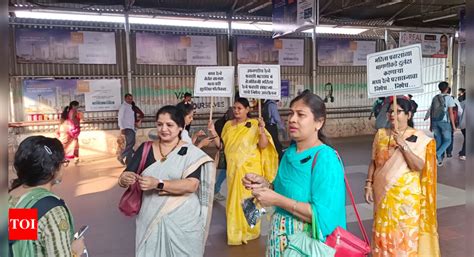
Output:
[117, 93, 136, 165]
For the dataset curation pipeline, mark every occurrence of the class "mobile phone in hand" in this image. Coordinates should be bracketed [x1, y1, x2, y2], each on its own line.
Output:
[74, 225, 89, 239]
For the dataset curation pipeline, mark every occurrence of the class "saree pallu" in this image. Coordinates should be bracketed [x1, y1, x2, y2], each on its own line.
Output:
[372, 129, 440, 257]
[267, 212, 311, 257]
[135, 143, 215, 257]
[221, 119, 279, 245]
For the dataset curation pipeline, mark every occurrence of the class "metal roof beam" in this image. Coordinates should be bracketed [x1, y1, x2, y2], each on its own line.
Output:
[387, 1, 414, 23]
[320, 0, 335, 13]
[321, 0, 371, 17]
[396, 3, 465, 21]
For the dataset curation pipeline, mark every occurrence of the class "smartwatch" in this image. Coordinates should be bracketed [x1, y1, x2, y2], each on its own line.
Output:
[156, 179, 165, 191]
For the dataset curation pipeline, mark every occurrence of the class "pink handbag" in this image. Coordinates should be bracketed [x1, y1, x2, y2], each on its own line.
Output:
[324, 153, 371, 257]
[118, 141, 152, 216]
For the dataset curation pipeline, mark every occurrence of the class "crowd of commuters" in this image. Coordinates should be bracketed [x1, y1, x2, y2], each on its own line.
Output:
[12, 81, 469, 256]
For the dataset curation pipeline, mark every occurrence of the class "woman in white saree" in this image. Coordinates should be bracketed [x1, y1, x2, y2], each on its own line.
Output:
[118, 105, 216, 257]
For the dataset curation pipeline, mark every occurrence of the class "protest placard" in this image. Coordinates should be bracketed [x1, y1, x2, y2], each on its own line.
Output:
[367, 44, 423, 98]
[238, 64, 281, 100]
[194, 66, 234, 97]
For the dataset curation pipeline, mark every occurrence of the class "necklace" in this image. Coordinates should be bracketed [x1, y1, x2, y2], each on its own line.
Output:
[158, 139, 180, 162]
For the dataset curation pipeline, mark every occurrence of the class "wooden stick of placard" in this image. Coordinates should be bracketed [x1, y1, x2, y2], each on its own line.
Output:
[392, 95, 398, 131]
[258, 99, 262, 118]
[210, 96, 214, 121]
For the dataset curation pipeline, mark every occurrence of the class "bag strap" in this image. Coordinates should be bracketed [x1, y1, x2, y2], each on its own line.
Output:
[136, 141, 152, 175]
[309, 151, 321, 240]
[310, 150, 370, 246]
[334, 151, 370, 245]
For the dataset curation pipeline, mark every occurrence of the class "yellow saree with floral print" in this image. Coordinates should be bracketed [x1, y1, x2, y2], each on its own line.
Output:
[371, 128, 440, 257]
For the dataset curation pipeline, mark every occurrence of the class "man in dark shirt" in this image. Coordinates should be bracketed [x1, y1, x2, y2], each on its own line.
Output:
[262, 99, 284, 161]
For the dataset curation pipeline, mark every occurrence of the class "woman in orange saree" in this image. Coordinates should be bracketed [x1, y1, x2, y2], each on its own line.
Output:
[365, 97, 440, 257]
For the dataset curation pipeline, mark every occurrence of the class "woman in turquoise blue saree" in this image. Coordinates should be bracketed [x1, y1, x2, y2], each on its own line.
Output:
[243, 92, 346, 256]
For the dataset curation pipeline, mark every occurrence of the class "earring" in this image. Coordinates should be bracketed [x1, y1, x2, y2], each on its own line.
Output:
[53, 178, 62, 185]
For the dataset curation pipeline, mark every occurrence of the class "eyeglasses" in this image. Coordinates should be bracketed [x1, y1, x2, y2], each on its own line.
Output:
[387, 109, 405, 115]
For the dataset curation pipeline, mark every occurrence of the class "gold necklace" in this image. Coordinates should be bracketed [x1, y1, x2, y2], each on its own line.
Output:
[158, 140, 180, 162]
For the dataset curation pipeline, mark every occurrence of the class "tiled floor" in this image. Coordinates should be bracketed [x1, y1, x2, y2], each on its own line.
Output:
[9, 131, 466, 256]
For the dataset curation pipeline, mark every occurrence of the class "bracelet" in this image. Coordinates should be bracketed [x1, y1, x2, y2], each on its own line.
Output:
[292, 201, 298, 215]
[365, 179, 373, 183]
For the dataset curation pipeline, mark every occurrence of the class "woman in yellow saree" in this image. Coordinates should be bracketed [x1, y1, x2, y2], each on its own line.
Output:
[216, 97, 279, 245]
[365, 97, 440, 257]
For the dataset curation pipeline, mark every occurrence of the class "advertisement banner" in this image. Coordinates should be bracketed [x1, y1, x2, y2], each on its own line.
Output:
[83, 80, 122, 112]
[237, 36, 304, 66]
[318, 39, 376, 66]
[272, 0, 314, 37]
[16, 29, 116, 64]
[399, 32, 448, 58]
[23, 79, 121, 120]
[194, 66, 234, 97]
[367, 44, 423, 98]
[238, 64, 281, 100]
[136, 33, 217, 65]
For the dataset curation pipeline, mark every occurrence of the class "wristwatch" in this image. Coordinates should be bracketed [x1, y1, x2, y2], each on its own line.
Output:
[401, 144, 409, 152]
[156, 179, 164, 191]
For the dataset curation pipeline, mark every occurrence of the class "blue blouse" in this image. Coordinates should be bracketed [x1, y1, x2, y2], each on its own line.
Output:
[273, 143, 347, 240]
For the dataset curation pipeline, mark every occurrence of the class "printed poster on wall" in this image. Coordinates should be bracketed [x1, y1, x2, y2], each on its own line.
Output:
[237, 37, 304, 66]
[399, 32, 448, 58]
[272, 0, 314, 37]
[318, 39, 376, 66]
[135, 33, 217, 65]
[23, 79, 122, 119]
[16, 29, 116, 64]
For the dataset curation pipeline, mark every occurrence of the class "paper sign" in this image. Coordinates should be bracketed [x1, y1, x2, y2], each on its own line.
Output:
[238, 64, 281, 100]
[367, 44, 423, 98]
[194, 66, 234, 97]
[76, 81, 90, 93]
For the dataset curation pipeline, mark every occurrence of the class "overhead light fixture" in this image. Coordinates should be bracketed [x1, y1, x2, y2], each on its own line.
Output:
[302, 26, 368, 35]
[15, 10, 125, 23]
[422, 13, 457, 23]
[13, 10, 275, 31]
[376, 0, 404, 9]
